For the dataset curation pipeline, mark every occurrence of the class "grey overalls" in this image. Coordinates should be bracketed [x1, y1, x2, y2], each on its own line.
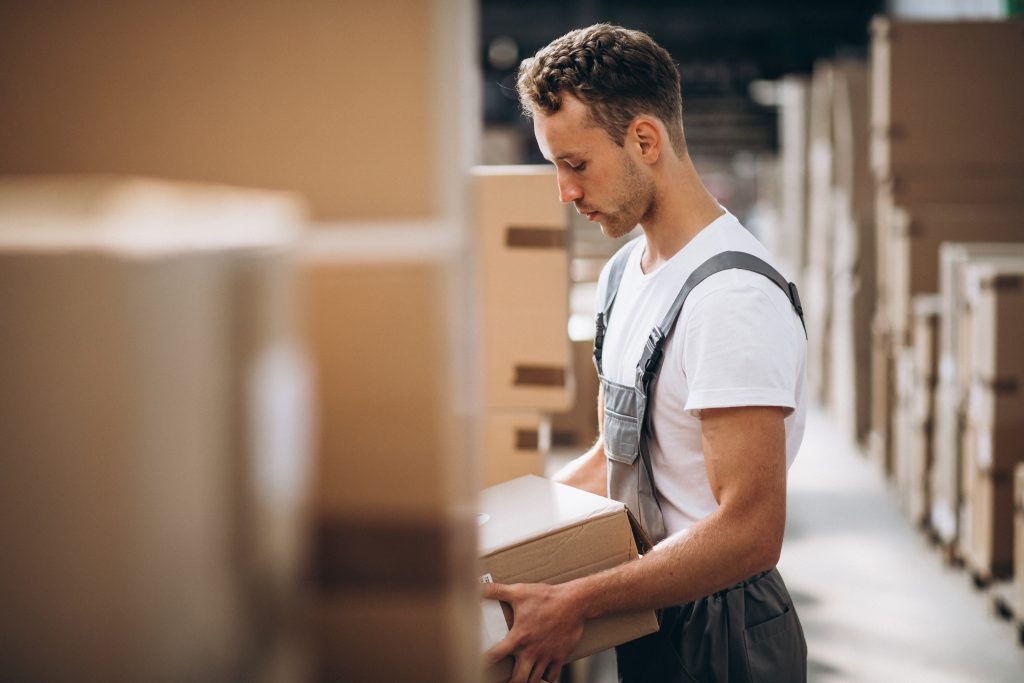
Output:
[596, 244, 809, 683]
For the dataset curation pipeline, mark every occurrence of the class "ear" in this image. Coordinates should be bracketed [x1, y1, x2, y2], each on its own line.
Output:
[630, 117, 663, 164]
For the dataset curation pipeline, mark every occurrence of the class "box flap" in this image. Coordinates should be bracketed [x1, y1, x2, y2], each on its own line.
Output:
[478, 475, 623, 556]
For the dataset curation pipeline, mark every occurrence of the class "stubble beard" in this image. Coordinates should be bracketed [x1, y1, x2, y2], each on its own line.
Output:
[598, 155, 655, 240]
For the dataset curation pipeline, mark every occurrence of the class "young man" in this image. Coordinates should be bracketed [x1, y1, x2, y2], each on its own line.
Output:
[482, 24, 808, 683]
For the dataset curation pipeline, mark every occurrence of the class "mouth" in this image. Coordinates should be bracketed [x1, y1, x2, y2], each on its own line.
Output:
[577, 208, 599, 221]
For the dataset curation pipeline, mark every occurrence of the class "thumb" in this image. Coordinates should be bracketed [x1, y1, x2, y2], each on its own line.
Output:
[481, 581, 513, 602]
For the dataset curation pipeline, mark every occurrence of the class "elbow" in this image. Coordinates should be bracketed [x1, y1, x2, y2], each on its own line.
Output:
[744, 512, 785, 573]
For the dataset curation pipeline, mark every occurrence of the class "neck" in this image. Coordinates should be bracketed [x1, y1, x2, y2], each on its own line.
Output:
[638, 152, 724, 272]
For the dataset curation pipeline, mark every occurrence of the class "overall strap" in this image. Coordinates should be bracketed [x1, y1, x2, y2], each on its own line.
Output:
[593, 241, 639, 374]
[637, 250, 807, 392]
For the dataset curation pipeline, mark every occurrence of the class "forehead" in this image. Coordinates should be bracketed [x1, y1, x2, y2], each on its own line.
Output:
[533, 94, 611, 161]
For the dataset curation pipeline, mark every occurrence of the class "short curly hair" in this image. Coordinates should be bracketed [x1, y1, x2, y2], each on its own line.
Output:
[516, 24, 686, 156]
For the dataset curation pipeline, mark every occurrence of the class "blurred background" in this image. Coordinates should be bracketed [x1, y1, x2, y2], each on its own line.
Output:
[1, 1, 1023, 681]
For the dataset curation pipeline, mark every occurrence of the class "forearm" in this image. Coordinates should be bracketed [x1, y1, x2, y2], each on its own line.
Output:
[550, 438, 607, 497]
[566, 502, 782, 620]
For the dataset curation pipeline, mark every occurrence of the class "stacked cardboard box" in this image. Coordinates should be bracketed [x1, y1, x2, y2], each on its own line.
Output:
[804, 62, 836, 405]
[1013, 464, 1024, 624]
[826, 60, 874, 445]
[0, 177, 309, 681]
[958, 260, 1024, 582]
[893, 295, 940, 526]
[773, 75, 811, 285]
[0, 0, 476, 223]
[300, 235, 479, 682]
[473, 167, 572, 486]
[868, 18, 1024, 477]
[931, 244, 1024, 548]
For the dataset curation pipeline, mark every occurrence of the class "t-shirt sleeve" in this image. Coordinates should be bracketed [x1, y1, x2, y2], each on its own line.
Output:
[681, 282, 801, 417]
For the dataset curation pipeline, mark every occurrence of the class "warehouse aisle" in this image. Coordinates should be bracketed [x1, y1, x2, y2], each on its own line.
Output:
[579, 407, 1024, 683]
[779, 407, 1024, 682]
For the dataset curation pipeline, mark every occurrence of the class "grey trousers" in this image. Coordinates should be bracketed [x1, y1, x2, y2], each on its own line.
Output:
[615, 568, 807, 683]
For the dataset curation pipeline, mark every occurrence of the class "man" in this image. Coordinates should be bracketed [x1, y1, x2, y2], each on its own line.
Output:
[481, 24, 808, 683]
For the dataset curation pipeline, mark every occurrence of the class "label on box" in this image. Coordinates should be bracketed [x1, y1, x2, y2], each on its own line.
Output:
[480, 573, 510, 654]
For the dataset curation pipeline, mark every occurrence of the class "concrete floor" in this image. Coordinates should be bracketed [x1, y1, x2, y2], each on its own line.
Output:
[576, 407, 1024, 682]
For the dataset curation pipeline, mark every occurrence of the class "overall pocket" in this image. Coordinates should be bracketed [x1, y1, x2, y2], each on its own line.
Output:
[743, 606, 806, 683]
[604, 408, 640, 464]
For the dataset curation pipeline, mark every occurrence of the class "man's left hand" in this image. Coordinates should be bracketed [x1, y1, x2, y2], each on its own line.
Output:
[482, 581, 586, 683]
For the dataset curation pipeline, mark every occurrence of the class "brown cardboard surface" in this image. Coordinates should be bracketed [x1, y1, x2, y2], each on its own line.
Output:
[482, 411, 548, 487]
[0, 2, 458, 221]
[1015, 464, 1024, 607]
[804, 61, 835, 406]
[869, 321, 896, 476]
[311, 587, 479, 683]
[0, 247, 305, 680]
[0, 180, 310, 680]
[961, 423, 1017, 581]
[905, 296, 940, 526]
[474, 167, 572, 411]
[965, 260, 1024, 440]
[885, 202, 1024, 345]
[479, 476, 658, 666]
[870, 18, 1024, 179]
[301, 253, 472, 519]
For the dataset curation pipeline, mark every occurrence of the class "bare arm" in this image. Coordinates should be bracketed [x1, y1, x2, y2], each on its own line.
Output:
[483, 405, 788, 682]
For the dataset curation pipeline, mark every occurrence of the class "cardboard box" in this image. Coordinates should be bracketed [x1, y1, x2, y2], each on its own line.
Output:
[482, 411, 549, 487]
[904, 296, 940, 526]
[870, 18, 1024, 181]
[775, 75, 811, 277]
[958, 259, 1024, 579]
[0, 1, 476, 221]
[301, 247, 472, 520]
[0, 180, 309, 680]
[869, 319, 896, 475]
[884, 201, 1024, 346]
[1013, 464, 1024, 616]
[311, 586, 480, 683]
[478, 476, 658, 677]
[473, 166, 572, 412]
[931, 245, 1024, 544]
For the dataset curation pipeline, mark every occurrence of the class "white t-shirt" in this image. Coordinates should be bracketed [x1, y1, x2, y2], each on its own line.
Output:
[596, 211, 807, 536]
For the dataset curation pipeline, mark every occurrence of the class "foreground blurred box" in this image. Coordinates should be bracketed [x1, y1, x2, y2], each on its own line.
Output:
[0, 176, 311, 681]
[479, 475, 658, 681]
[299, 232, 479, 682]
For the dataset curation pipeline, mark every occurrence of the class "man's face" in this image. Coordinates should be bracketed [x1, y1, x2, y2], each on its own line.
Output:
[533, 94, 654, 239]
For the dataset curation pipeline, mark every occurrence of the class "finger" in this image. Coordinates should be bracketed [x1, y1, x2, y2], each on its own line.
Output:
[484, 633, 517, 666]
[543, 662, 563, 683]
[509, 654, 534, 683]
[481, 581, 512, 601]
[528, 658, 549, 683]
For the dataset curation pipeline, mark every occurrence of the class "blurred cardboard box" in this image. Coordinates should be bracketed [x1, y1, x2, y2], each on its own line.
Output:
[0, 176, 309, 681]
[473, 167, 572, 412]
[959, 259, 1024, 580]
[482, 411, 549, 487]
[870, 18, 1024, 184]
[479, 476, 658, 680]
[299, 234, 481, 682]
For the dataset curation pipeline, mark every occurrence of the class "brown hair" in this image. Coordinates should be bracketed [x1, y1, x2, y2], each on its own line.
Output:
[516, 24, 686, 156]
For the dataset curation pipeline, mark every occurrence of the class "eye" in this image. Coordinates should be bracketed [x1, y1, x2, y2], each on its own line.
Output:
[569, 161, 586, 172]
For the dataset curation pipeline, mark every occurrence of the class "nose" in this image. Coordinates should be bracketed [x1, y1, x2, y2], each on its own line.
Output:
[556, 170, 583, 204]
